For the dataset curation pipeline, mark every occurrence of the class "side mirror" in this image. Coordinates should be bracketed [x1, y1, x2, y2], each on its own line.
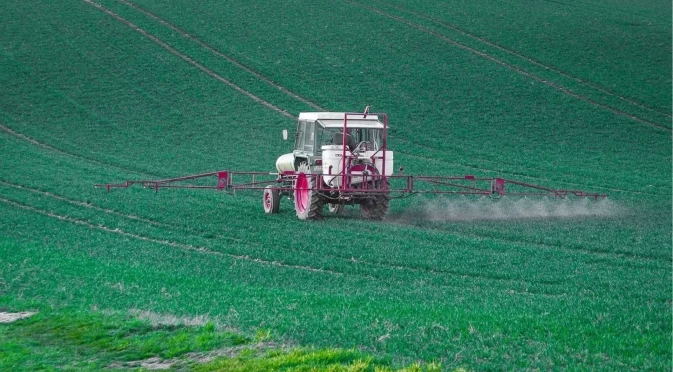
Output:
[282, 129, 288, 141]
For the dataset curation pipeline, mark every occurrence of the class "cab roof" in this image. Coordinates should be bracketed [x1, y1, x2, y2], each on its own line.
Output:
[298, 112, 385, 129]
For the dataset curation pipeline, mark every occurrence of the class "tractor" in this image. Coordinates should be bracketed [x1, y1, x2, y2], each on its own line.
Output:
[96, 108, 607, 221]
[267, 110, 393, 220]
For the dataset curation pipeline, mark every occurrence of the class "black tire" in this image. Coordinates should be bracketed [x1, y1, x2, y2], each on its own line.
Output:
[327, 203, 344, 215]
[359, 181, 390, 220]
[294, 163, 324, 220]
[263, 185, 280, 214]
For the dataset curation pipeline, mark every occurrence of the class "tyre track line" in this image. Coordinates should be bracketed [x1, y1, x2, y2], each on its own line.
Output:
[345, 0, 670, 131]
[0, 179, 213, 236]
[120, 0, 672, 129]
[10, 174, 647, 300]
[0, 123, 158, 178]
[0, 178, 604, 288]
[117, 0, 325, 112]
[0, 180, 505, 284]
[378, 0, 671, 118]
[0, 190, 560, 293]
[0, 196, 341, 276]
[83, 0, 296, 120]
[410, 224, 668, 264]
[86, 0, 658, 195]
[3, 177, 661, 288]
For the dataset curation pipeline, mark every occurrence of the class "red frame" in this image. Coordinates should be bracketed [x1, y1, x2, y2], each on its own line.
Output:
[339, 112, 388, 194]
[96, 111, 608, 201]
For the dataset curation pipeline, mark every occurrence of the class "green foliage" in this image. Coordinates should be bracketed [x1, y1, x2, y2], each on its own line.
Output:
[0, 0, 670, 370]
[0, 300, 442, 371]
[0, 301, 249, 370]
[195, 348, 442, 371]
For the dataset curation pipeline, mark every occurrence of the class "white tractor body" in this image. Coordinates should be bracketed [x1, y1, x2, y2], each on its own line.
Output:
[321, 145, 393, 187]
[275, 153, 295, 173]
[276, 112, 394, 188]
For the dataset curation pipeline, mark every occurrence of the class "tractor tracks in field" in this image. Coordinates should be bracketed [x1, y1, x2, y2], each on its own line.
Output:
[0, 123, 158, 179]
[0, 180, 510, 285]
[80, 0, 666, 196]
[372, 0, 671, 119]
[83, 0, 296, 120]
[115, 0, 325, 112]
[395, 220, 670, 265]
[114, 0, 671, 131]
[0, 195, 341, 277]
[345, 0, 671, 131]
[0, 179, 210, 236]
[0, 193, 560, 296]
[1, 178, 663, 297]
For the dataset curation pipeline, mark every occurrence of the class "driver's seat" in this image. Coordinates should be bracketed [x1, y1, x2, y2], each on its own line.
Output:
[333, 132, 356, 149]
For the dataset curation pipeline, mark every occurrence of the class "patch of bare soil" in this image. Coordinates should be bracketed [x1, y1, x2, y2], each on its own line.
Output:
[0, 311, 36, 323]
[107, 342, 286, 370]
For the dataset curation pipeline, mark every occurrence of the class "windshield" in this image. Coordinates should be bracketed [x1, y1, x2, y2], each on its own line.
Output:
[317, 126, 383, 151]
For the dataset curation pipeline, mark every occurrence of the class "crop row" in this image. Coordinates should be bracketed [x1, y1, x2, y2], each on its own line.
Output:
[2, 0, 670, 198]
[0, 0, 670, 369]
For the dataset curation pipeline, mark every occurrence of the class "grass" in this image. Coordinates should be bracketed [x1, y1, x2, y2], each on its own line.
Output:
[0, 0, 670, 370]
[0, 303, 247, 369]
[1, 297, 441, 371]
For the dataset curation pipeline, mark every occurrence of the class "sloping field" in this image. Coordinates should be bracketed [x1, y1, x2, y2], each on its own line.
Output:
[1, 0, 671, 369]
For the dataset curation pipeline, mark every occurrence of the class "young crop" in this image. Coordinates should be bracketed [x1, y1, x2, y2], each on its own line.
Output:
[0, 0, 670, 369]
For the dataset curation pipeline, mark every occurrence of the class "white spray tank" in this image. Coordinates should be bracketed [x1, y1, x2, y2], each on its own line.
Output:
[321, 145, 393, 187]
[275, 153, 295, 173]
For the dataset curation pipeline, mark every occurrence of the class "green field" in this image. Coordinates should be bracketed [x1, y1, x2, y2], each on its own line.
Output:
[1, 0, 671, 370]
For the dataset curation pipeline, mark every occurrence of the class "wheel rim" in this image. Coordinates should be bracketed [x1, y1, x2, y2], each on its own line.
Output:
[264, 190, 272, 212]
[295, 174, 309, 213]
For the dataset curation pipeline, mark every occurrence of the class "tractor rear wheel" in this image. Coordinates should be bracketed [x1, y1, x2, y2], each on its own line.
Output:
[359, 182, 389, 220]
[263, 185, 280, 214]
[327, 203, 344, 215]
[294, 163, 324, 220]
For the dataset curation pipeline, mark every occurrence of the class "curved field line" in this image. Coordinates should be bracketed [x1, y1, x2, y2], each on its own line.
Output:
[377, 1, 671, 118]
[0, 180, 528, 285]
[3, 178, 660, 302]
[0, 123, 157, 178]
[411, 224, 669, 264]
[83, 0, 296, 120]
[345, 0, 671, 131]
[0, 193, 510, 289]
[117, 0, 326, 112]
[2, 178, 660, 289]
[1, 188, 571, 297]
[2, 116, 653, 199]
[0, 180, 570, 287]
[0, 196, 341, 276]
[82, 1, 659, 195]
[0, 179, 218, 237]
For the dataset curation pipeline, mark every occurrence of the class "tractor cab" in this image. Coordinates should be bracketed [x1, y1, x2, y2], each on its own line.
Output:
[277, 112, 388, 174]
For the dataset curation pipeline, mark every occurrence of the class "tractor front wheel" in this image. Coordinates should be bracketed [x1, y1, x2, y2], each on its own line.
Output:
[294, 163, 324, 220]
[263, 185, 280, 214]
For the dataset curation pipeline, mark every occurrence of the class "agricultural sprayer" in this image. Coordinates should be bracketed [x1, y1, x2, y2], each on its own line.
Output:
[96, 108, 607, 220]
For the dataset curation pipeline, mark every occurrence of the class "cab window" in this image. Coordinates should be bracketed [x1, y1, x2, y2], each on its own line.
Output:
[294, 121, 305, 151]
